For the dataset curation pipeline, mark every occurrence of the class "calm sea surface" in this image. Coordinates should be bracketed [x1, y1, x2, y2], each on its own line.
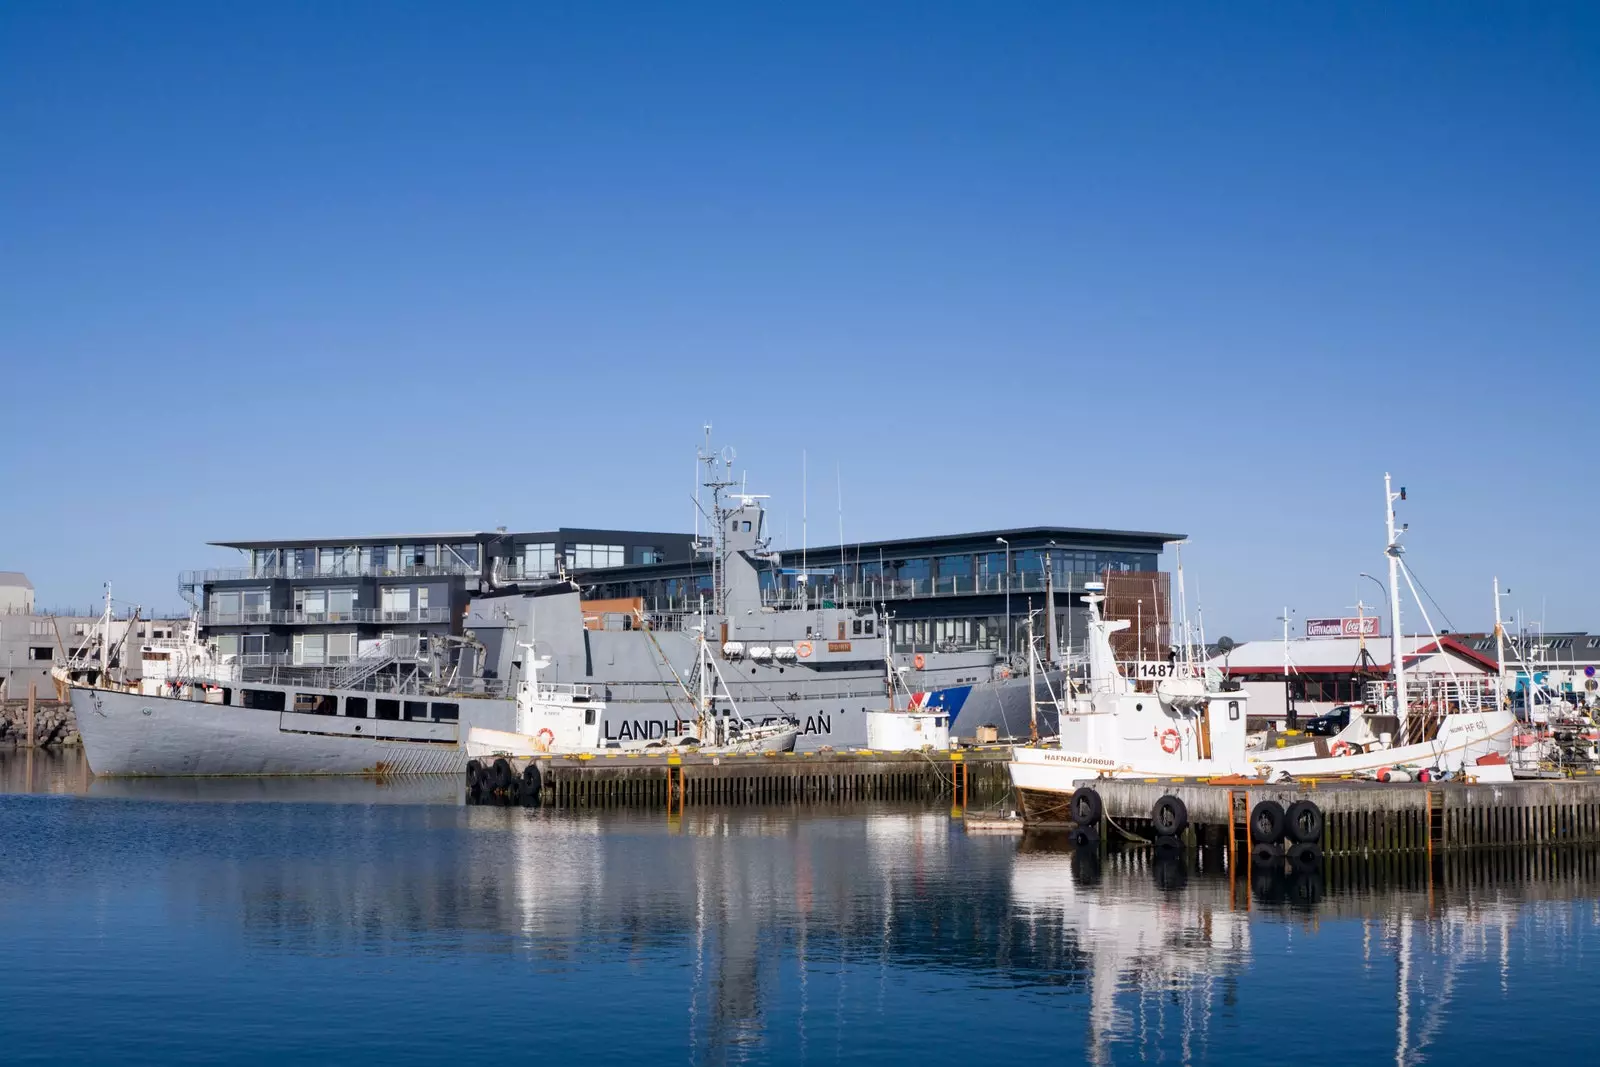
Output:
[3, 749, 1596, 1065]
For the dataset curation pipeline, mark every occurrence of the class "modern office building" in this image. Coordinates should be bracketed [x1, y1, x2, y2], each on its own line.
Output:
[185, 528, 695, 667]
[185, 523, 1180, 670]
[552, 524, 1178, 659]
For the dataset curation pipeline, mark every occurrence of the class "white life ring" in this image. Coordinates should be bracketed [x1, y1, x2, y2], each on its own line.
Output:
[1159, 728, 1181, 754]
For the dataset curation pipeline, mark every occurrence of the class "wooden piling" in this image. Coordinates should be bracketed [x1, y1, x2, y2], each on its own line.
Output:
[26, 680, 36, 748]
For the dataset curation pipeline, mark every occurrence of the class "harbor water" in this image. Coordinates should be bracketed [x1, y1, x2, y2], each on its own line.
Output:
[3, 750, 1596, 1065]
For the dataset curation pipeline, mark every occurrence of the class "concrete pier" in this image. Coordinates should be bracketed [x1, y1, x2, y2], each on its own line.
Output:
[1065, 777, 1600, 856]
[472, 747, 1014, 809]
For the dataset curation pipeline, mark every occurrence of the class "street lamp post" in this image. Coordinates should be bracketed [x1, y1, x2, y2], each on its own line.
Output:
[996, 537, 1011, 661]
[1358, 572, 1391, 711]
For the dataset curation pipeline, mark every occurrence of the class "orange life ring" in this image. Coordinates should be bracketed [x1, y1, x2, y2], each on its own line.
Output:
[534, 727, 555, 752]
[913, 654, 926, 670]
[796, 642, 812, 659]
[1159, 728, 1181, 754]
[1331, 740, 1354, 758]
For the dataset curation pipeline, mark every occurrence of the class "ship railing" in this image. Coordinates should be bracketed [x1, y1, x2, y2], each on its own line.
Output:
[234, 664, 510, 699]
[499, 562, 563, 582]
[639, 611, 695, 632]
[535, 682, 595, 701]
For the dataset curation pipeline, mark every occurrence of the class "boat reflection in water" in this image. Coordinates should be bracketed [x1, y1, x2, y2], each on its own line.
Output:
[5, 751, 1599, 1065]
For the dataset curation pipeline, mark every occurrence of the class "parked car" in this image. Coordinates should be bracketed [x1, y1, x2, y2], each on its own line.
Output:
[1305, 705, 1353, 737]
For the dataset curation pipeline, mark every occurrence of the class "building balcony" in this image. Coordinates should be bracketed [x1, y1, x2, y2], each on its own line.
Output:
[757, 570, 1099, 608]
[201, 608, 453, 627]
[182, 563, 480, 586]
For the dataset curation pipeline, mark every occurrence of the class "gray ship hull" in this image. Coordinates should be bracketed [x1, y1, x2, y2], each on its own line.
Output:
[71, 664, 1033, 776]
[71, 687, 513, 776]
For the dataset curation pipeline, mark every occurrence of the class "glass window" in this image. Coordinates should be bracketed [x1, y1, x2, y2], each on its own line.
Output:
[293, 633, 325, 665]
[523, 543, 556, 575]
[345, 696, 368, 718]
[381, 588, 412, 619]
[299, 589, 327, 619]
[328, 588, 356, 618]
[319, 546, 356, 576]
[241, 589, 270, 620]
[569, 544, 625, 568]
[633, 546, 664, 565]
[241, 634, 268, 658]
[214, 634, 239, 656]
[212, 591, 240, 617]
[327, 633, 356, 662]
[935, 554, 972, 578]
[417, 587, 430, 611]
[895, 558, 931, 580]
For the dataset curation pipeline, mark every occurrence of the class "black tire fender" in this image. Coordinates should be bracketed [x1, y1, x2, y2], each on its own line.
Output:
[1070, 786, 1103, 828]
[1250, 799, 1287, 844]
[1151, 794, 1189, 837]
[1285, 799, 1325, 843]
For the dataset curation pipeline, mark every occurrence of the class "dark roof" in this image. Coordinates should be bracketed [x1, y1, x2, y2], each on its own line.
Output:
[210, 528, 691, 551]
[567, 524, 1179, 581]
[808, 525, 1183, 556]
[211, 532, 495, 550]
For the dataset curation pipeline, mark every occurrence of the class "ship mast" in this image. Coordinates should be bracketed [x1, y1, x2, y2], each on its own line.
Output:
[1384, 474, 1408, 724]
[696, 433, 737, 616]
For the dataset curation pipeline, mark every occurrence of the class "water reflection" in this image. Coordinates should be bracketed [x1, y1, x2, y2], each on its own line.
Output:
[4, 751, 1600, 1064]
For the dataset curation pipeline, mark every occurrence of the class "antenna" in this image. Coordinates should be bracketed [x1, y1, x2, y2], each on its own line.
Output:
[835, 461, 844, 561]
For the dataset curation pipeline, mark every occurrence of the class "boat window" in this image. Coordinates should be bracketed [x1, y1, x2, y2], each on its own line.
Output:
[404, 700, 428, 720]
[345, 696, 368, 718]
[295, 692, 336, 715]
[864, 619, 874, 635]
[852, 620, 862, 636]
[221, 687, 233, 706]
[240, 688, 286, 712]
[431, 702, 459, 722]
[1228, 700, 1240, 721]
[375, 699, 400, 721]
[585, 709, 596, 726]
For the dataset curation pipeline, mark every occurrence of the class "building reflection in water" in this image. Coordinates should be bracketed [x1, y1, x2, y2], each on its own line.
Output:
[9, 752, 1600, 1065]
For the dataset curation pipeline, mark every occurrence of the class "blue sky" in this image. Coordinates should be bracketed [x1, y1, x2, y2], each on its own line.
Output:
[2, 2, 1596, 635]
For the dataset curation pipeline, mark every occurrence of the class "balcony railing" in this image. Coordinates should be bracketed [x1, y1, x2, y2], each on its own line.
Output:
[756, 571, 1100, 608]
[182, 563, 481, 586]
[201, 607, 452, 627]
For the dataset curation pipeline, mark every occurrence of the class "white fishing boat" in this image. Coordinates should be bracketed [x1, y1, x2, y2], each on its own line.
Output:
[861, 613, 951, 751]
[1008, 474, 1517, 810]
[466, 616, 798, 762]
